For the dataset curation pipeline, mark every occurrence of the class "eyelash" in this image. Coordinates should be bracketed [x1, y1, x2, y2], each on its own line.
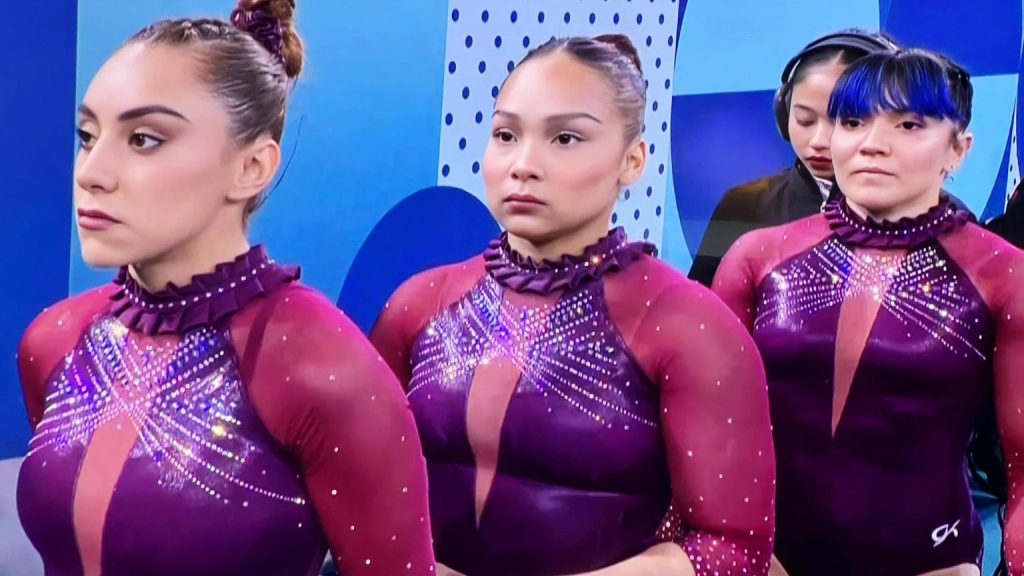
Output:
[76, 128, 95, 150]
[490, 129, 584, 145]
[129, 132, 165, 150]
[74, 129, 166, 151]
[493, 129, 515, 143]
[554, 133, 582, 145]
[840, 118, 925, 130]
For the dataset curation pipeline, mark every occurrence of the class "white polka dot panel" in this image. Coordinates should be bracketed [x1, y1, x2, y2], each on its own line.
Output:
[438, 0, 681, 246]
[1009, 105, 1019, 202]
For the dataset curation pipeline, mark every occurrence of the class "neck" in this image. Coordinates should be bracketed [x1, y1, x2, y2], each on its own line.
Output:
[846, 190, 942, 223]
[505, 216, 614, 262]
[129, 222, 251, 293]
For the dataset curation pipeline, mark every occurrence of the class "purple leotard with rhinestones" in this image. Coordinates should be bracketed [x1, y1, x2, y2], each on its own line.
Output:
[17, 247, 434, 576]
[371, 228, 776, 576]
[714, 197, 1024, 576]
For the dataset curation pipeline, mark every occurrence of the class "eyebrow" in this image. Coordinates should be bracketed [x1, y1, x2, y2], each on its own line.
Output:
[791, 104, 821, 113]
[493, 110, 603, 124]
[78, 104, 191, 123]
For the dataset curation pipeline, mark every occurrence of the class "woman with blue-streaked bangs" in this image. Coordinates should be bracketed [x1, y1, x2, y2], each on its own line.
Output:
[714, 47, 1024, 576]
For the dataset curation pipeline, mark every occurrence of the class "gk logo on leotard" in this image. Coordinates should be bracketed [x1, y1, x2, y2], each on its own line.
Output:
[932, 520, 960, 548]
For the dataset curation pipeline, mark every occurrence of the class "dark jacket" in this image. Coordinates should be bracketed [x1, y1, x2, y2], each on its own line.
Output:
[688, 161, 827, 287]
[687, 162, 973, 287]
[986, 191, 1024, 249]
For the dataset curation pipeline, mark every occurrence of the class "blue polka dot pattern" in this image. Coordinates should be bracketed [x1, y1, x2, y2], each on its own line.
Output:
[439, 1, 681, 247]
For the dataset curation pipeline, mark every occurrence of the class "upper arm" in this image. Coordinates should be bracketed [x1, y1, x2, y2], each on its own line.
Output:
[18, 323, 48, 429]
[638, 282, 775, 573]
[369, 269, 448, 388]
[711, 229, 769, 330]
[993, 256, 1024, 573]
[17, 289, 114, 430]
[246, 288, 435, 574]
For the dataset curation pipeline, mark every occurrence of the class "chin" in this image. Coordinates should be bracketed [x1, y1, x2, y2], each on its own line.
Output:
[498, 214, 558, 243]
[843, 192, 908, 219]
[79, 238, 132, 270]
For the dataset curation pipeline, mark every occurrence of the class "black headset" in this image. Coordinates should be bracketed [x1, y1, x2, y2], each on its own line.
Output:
[774, 30, 899, 141]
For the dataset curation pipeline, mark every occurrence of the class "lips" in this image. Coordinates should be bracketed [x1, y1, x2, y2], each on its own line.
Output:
[77, 209, 120, 231]
[853, 167, 894, 176]
[504, 193, 545, 205]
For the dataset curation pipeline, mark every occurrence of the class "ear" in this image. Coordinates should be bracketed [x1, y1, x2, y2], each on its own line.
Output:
[228, 136, 282, 204]
[618, 138, 648, 188]
[947, 131, 973, 174]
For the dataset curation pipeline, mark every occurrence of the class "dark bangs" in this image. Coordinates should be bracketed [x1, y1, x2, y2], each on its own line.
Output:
[828, 49, 971, 130]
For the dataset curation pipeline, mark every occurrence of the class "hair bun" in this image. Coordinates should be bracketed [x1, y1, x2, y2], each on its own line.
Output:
[595, 33, 643, 74]
[235, 0, 303, 78]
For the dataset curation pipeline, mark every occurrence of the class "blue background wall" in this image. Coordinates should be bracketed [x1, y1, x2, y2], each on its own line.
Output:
[1, 1, 77, 460]
[2, 1, 1020, 573]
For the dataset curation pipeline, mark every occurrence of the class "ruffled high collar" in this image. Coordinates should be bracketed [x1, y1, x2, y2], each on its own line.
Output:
[824, 195, 973, 249]
[110, 245, 299, 335]
[483, 227, 656, 295]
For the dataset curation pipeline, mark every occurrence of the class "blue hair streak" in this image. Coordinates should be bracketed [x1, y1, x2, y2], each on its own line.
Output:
[828, 48, 972, 131]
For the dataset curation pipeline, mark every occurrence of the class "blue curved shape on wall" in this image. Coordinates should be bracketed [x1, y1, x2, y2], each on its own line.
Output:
[671, 90, 795, 249]
[982, 134, 1013, 222]
[338, 186, 499, 334]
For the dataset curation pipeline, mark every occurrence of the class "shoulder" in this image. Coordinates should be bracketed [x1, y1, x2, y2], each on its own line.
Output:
[622, 257, 760, 373]
[947, 222, 1024, 276]
[621, 255, 731, 319]
[19, 285, 117, 398]
[725, 169, 792, 198]
[378, 255, 485, 334]
[248, 284, 396, 400]
[20, 285, 116, 356]
[937, 222, 1024, 318]
[259, 283, 364, 341]
[715, 169, 793, 212]
[729, 212, 825, 261]
[388, 256, 481, 305]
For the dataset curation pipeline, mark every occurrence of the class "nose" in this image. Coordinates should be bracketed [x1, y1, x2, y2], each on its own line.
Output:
[509, 139, 543, 182]
[857, 120, 891, 157]
[74, 138, 117, 195]
[809, 120, 833, 152]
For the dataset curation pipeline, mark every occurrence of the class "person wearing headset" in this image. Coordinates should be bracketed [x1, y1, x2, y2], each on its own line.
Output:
[687, 29, 898, 287]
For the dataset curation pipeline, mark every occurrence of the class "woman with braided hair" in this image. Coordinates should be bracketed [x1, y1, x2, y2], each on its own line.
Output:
[372, 34, 775, 576]
[16, 2, 434, 574]
[714, 47, 1024, 576]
